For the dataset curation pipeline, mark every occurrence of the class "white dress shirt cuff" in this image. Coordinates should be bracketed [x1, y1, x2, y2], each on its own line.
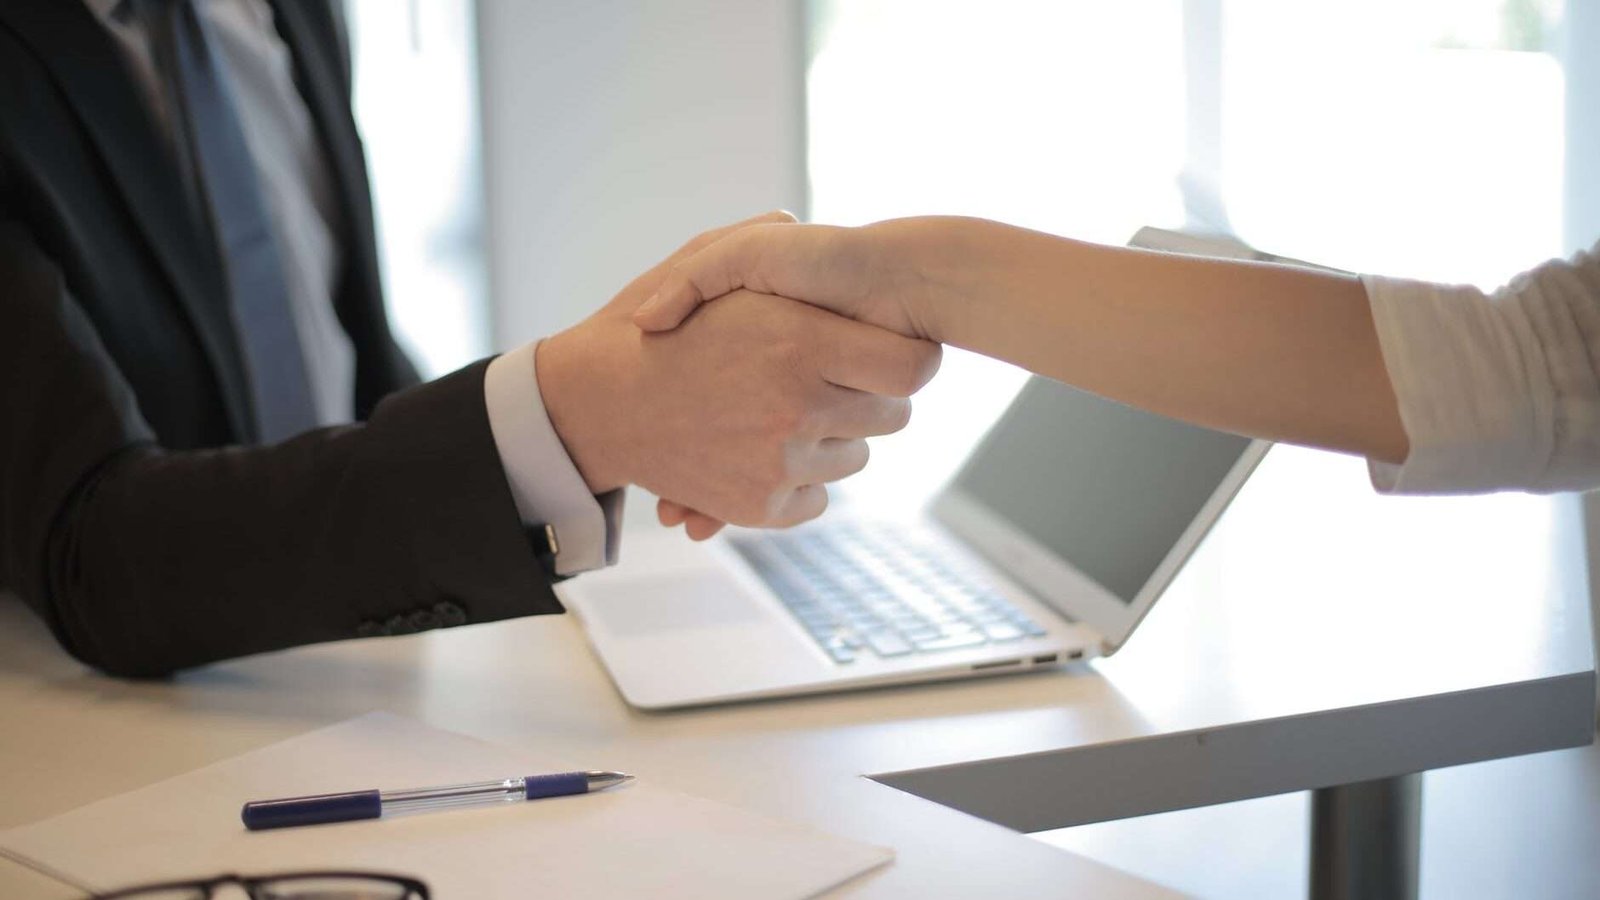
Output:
[483, 342, 623, 575]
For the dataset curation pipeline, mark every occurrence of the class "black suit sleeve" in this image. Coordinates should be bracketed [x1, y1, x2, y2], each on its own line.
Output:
[0, 219, 564, 677]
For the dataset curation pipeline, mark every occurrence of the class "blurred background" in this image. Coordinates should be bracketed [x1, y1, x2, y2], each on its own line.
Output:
[346, 0, 1589, 505]
[342, 1, 1596, 895]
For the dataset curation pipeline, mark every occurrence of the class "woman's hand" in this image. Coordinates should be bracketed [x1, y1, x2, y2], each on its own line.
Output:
[633, 219, 949, 339]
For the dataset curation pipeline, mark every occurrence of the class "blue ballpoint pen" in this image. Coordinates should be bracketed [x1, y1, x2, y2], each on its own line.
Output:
[241, 771, 635, 831]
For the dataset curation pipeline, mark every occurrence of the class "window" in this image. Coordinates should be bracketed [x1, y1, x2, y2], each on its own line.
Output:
[1216, 0, 1565, 285]
[347, 0, 488, 378]
[808, 0, 1190, 508]
[806, 0, 1566, 507]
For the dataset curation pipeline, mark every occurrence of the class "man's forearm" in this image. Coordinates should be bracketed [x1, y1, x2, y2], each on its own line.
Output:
[27, 364, 561, 676]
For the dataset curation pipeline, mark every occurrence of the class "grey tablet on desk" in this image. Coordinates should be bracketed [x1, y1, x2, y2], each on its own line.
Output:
[563, 229, 1275, 709]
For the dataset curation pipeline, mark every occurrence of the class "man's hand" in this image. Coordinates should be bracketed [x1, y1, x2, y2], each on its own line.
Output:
[535, 217, 942, 538]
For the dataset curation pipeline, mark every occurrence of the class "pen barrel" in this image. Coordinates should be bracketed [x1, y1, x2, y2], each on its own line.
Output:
[380, 778, 525, 814]
[523, 772, 591, 799]
[242, 789, 382, 831]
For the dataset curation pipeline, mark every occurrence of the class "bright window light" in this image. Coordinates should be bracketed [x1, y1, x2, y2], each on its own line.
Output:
[807, 0, 1565, 512]
[348, 0, 488, 379]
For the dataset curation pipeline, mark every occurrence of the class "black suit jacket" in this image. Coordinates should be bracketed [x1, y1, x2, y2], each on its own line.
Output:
[0, 0, 562, 676]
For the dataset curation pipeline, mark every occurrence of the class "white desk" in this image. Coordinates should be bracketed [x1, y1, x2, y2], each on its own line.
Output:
[1, 447, 1592, 899]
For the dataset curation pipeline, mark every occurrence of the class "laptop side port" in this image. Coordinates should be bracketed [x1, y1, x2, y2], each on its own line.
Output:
[973, 659, 1022, 671]
[1031, 654, 1059, 665]
[1066, 649, 1084, 660]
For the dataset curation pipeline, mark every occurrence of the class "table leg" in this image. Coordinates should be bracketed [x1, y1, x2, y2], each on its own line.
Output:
[1309, 773, 1422, 900]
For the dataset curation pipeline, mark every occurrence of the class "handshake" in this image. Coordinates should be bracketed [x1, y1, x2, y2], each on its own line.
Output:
[534, 211, 941, 542]
[536, 205, 1425, 548]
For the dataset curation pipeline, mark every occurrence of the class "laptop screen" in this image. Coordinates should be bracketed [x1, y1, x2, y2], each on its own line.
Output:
[948, 377, 1253, 604]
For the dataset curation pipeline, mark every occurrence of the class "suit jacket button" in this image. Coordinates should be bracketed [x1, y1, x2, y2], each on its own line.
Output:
[384, 614, 418, 636]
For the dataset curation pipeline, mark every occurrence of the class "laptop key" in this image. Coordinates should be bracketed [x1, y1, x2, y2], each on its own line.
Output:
[862, 630, 914, 657]
[911, 631, 988, 652]
[867, 599, 910, 616]
[820, 632, 859, 660]
[980, 622, 1025, 642]
[797, 610, 831, 627]
[1012, 618, 1048, 637]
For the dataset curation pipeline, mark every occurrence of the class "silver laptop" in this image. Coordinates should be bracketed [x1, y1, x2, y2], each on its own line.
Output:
[563, 229, 1276, 709]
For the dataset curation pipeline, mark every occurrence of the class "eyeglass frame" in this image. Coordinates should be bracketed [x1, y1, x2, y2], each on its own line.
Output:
[87, 869, 430, 899]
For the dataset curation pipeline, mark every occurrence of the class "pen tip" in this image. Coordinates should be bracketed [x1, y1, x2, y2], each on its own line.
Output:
[585, 771, 635, 791]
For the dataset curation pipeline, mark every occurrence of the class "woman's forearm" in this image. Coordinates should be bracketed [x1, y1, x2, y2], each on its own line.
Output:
[641, 214, 1410, 465]
[883, 217, 1409, 463]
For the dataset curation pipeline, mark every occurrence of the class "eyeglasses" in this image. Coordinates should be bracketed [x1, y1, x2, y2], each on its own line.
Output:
[88, 871, 429, 899]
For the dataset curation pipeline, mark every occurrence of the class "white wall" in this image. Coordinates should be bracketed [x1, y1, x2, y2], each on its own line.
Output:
[475, 0, 807, 349]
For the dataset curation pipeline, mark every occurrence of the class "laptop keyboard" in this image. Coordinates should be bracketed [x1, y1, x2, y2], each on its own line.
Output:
[728, 522, 1046, 664]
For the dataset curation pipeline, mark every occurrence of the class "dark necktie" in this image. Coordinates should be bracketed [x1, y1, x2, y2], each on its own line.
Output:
[150, 0, 318, 443]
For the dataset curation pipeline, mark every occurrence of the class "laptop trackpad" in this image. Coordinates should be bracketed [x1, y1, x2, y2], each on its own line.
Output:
[582, 569, 768, 638]
[570, 562, 847, 708]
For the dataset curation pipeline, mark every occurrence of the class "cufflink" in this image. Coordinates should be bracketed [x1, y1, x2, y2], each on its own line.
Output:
[526, 522, 565, 581]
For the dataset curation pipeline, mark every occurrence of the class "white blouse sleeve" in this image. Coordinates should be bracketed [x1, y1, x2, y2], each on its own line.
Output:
[1363, 242, 1600, 494]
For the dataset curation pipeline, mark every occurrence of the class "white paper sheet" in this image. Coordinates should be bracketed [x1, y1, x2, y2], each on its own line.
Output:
[0, 712, 891, 898]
